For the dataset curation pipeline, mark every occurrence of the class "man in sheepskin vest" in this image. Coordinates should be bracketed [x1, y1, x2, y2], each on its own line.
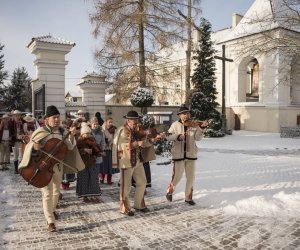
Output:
[165, 105, 207, 205]
[19, 105, 85, 232]
[112, 110, 150, 216]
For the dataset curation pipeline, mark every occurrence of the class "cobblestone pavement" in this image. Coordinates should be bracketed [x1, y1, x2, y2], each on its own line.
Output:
[1, 149, 300, 250]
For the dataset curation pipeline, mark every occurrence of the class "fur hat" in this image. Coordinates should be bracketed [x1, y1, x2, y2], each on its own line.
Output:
[177, 105, 190, 115]
[123, 110, 141, 119]
[80, 122, 91, 135]
[45, 105, 60, 118]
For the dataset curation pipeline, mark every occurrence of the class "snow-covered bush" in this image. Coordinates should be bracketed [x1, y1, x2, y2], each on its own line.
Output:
[130, 87, 154, 107]
[140, 114, 155, 128]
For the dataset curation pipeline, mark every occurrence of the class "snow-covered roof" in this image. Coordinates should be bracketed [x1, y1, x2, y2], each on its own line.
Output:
[147, 111, 173, 115]
[27, 34, 75, 48]
[77, 73, 110, 86]
[65, 91, 82, 98]
[212, 28, 232, 44]
[82, 73, 106, 79]
[221, 0, 300, 43]
[65, 102, 86, 107]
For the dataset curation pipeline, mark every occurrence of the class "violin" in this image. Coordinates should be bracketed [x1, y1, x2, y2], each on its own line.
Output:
[184, 120, 210, 128]
[83, 137, 103, 156]
[134, 125, 159, 140]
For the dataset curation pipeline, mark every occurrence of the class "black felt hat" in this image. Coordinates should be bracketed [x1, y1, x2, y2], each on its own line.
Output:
[177, 105, 190, 115]
[123, 110, 141, 119]
[45, 105, 60, 118]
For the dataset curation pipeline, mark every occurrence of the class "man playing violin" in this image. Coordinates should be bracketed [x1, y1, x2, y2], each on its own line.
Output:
[165, 105, 208, 206]
[19, 105, 85, 232]
[112, 110, 150, 216]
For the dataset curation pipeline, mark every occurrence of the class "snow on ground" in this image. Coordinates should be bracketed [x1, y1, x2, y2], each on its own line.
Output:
[0, 130, 299, 238]
[150, 130, 300, 218]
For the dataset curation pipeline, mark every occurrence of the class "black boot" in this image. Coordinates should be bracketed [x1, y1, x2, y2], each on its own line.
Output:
[14, 161, 19, 174]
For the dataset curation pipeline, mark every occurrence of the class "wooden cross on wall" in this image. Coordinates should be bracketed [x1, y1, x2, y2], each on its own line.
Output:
[214, 45, 233, 133]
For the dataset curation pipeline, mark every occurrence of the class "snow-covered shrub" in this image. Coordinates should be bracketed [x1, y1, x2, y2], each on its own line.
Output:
[140, 114, 155, 128]
[130, 87, 154, 107]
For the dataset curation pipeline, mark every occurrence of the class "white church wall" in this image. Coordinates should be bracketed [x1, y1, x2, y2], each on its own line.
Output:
[230, 106, 279, 132]
[290, 55, 300, 104]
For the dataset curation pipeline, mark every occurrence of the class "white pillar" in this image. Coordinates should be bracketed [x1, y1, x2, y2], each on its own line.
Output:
[27, 35, 75, 120]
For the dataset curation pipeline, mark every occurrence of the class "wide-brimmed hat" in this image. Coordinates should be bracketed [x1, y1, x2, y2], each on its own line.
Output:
[23, 115, 35, 122]
[12, 110, 22, 115]
[123, 110, 141, 119]
[177, 105, 190, 115]
[0, 114, 9, 119]
[45, 105, 60, 118]
[77, 110, 85, 115]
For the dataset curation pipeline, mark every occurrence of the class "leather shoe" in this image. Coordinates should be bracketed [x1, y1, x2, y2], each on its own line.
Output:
[135, 207, 150, 213]
[185, 200, 196, 205]
[166, 193, 172, 202]
[120, 210, 134, 216]
[48, 223, 56, 232]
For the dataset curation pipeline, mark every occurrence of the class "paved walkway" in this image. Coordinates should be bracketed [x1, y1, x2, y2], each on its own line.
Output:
[0, 147, 300, 250]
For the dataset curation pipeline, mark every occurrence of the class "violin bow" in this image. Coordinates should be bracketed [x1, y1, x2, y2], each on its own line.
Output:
[143, 123, 152, 143]
[38, 148, 78, 172]
[32, 139, 78, 172]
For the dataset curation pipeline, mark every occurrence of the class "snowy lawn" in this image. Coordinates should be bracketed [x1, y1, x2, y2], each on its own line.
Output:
[150, 130, 300, 218]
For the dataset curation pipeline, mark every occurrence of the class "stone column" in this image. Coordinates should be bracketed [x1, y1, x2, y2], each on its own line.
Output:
[27, 35, 75, 120]
[77, 74, 110, 121]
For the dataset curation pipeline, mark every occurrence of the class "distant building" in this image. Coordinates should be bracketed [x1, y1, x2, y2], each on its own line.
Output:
[65, 91, 82, 103]
[147, 0, 300, 132]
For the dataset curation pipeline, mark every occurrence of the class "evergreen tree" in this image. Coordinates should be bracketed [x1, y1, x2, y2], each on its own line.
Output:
[0, 43, 8, 106]
[3, 67, 32, 111]
[191, 18, 224, 137]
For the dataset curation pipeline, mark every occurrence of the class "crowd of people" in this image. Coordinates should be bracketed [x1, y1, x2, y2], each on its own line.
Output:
[0, 104, 206, 232]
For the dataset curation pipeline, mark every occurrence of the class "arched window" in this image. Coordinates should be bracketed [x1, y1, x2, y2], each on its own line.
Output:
[238, 57, 260, 102]
[246, 59, 259, 102]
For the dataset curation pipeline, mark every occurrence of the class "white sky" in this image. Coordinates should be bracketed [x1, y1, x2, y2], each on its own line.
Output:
[0, 0, 254, 93]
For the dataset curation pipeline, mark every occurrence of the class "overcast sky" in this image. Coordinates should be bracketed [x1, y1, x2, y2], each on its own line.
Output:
[0, 0, 254, 93]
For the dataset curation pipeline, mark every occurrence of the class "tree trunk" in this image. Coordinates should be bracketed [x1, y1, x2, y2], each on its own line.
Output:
[138, 0, 146, 88]
[185, 0, 192, 104]
[138, 0, 147, 114]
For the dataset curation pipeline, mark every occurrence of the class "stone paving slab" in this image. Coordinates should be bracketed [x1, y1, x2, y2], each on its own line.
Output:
[1, 153, 300, 250]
